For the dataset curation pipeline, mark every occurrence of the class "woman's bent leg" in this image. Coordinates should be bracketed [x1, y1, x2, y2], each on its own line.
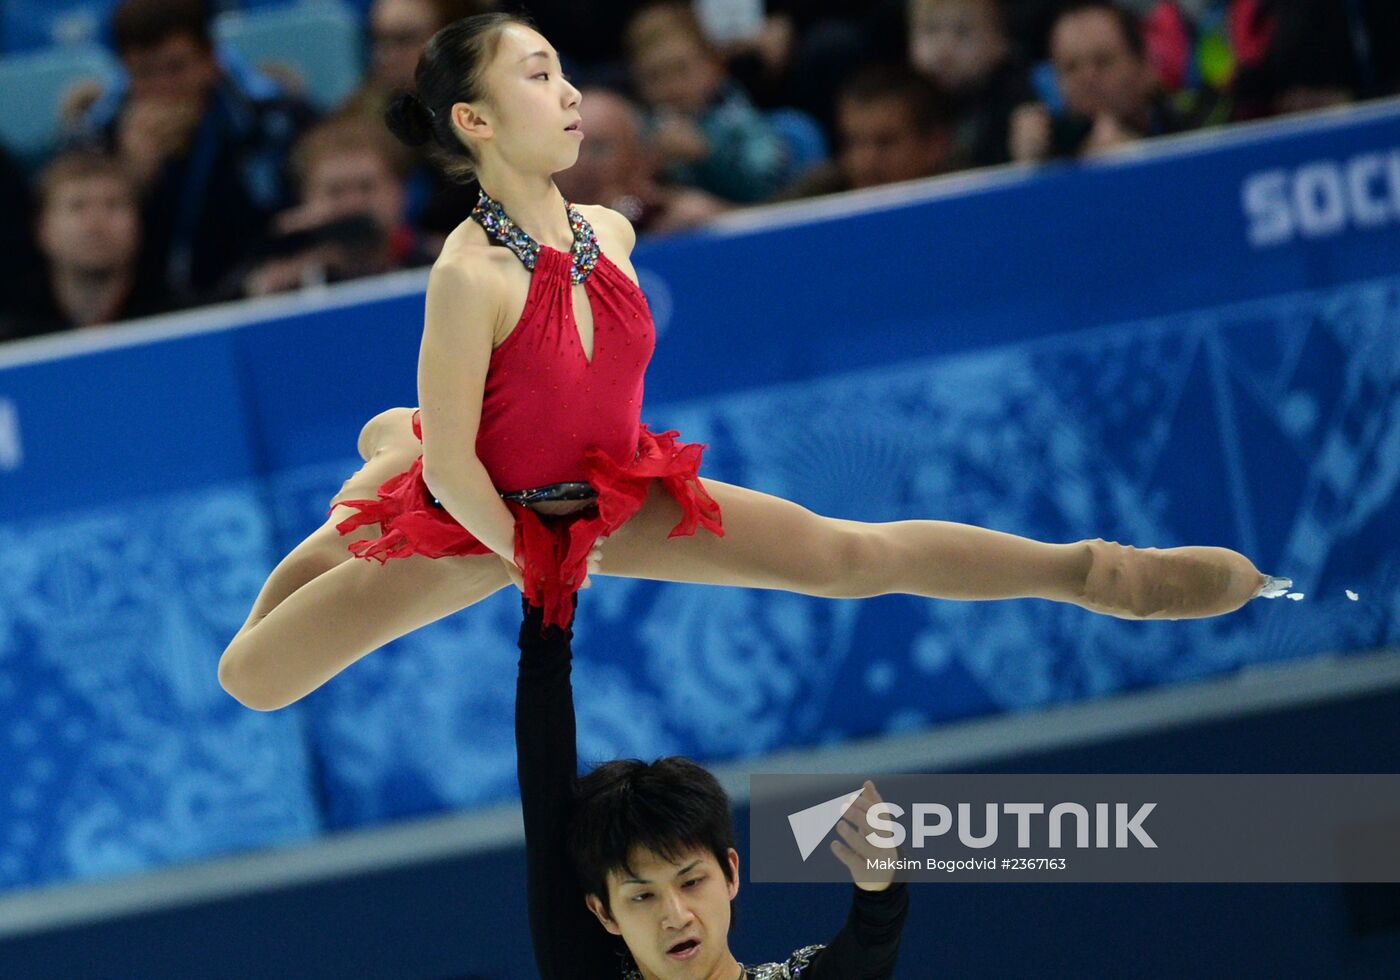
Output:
[220, 548, 510, 711]
[228, 405, 423, 642]
[219, 407, 517, 711]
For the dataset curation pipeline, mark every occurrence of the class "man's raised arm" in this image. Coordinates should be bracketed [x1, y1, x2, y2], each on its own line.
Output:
[802, 780, 911, 978]
[515, 593, 619, 978]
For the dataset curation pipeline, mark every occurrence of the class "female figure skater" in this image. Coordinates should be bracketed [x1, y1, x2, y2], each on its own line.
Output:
[218, 12, 1289, 713]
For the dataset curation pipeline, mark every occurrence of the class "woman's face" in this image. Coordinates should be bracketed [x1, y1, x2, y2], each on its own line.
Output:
[1051, 9, 1149, 120]
[464, 25, 584, 175]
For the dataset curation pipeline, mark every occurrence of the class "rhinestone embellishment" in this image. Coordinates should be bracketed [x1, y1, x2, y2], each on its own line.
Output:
[471, 187, 600, 285]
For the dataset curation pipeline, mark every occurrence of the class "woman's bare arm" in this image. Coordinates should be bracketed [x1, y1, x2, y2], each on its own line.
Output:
[417, 250, 519, 562]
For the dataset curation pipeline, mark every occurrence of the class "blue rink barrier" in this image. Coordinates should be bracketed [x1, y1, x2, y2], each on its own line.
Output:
[1, 101, 1398, 894]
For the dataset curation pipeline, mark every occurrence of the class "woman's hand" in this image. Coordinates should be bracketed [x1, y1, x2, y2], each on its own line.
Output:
[576, 536, 606, 589]
[502, 556, 526, 592]
[501, 535, 606, 593]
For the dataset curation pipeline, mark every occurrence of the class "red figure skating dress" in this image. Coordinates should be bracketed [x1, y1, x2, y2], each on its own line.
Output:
[332, 190, 724, 630]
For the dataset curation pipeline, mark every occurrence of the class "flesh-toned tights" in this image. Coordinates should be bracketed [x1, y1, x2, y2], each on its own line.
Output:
[219, 407, 1265, 711]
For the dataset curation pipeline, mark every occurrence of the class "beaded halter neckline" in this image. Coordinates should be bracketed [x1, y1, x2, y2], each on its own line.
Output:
[470, 187, 600, 286]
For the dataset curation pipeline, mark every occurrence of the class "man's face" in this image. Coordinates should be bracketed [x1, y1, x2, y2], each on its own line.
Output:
[37, 176, 139, 273]
[304, 150, 405, 232]
[370, 0, 438, 93]
[1051, 9, 1150, 120]
[122, 33, 217, 103]
[630, 35, 722, 116]
[552, 90, 651, 203]
[587, 846, 740, 979]
[909, 0, 1007, 92]
[837, 95, 947, 189]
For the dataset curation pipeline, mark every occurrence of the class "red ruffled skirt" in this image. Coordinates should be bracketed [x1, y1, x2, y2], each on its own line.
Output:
[330, 416, 725, 632]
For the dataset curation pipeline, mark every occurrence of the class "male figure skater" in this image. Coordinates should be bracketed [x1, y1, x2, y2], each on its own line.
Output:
[515, 591, 910, 978]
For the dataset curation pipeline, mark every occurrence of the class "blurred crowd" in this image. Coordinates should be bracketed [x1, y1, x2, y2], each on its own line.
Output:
[2, 0, 1397, 344]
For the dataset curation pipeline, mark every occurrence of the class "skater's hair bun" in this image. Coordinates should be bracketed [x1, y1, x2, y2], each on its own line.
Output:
[384, 10, 538, 184]
[385, 93, 435, 147]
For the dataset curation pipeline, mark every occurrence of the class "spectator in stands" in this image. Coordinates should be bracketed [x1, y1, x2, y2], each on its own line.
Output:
[1009, 0, 1196, 163]
[515, 0, 652, 90]
[1261, 0, 1400, 116]
[367, 0, 496, 99]
[2, 151, 165, 341]
[713, 1, 906, 141]
[341, 0, 497, 239]
[552, 87, 734, 235]
[995, 0, 1066, 63]
[1139, 1, 1400, 122]
[907, 0, 1038, 167]
[1138, 1, 1275, 123]
[72, 0, 316, 307]
[777, 63, 955, 199]
[223, 115, 433, 299]
[622, 1, 793, 205]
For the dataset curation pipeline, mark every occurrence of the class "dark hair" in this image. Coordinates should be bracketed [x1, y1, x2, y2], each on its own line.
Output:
[112, 0, 212, 55]
[913, 0, 1007, 33]
[34, 150, 137, 213]
[568, 756, 737, 920]
[430, 0, 503, 26]
[384, 10, 537, 184]
[1052, 0, 1145, 59]
[837, 62, 954, 134]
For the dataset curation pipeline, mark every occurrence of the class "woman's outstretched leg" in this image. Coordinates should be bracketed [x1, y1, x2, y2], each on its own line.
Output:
[596, 477, 1271, 620]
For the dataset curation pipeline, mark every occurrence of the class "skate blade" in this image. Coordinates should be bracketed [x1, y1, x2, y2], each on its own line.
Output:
[1254, 575, 1293, 599]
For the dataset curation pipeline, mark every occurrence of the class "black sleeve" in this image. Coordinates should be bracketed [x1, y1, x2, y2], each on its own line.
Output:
[801, 881, 911, 979]
[516, 593, 622, 979]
